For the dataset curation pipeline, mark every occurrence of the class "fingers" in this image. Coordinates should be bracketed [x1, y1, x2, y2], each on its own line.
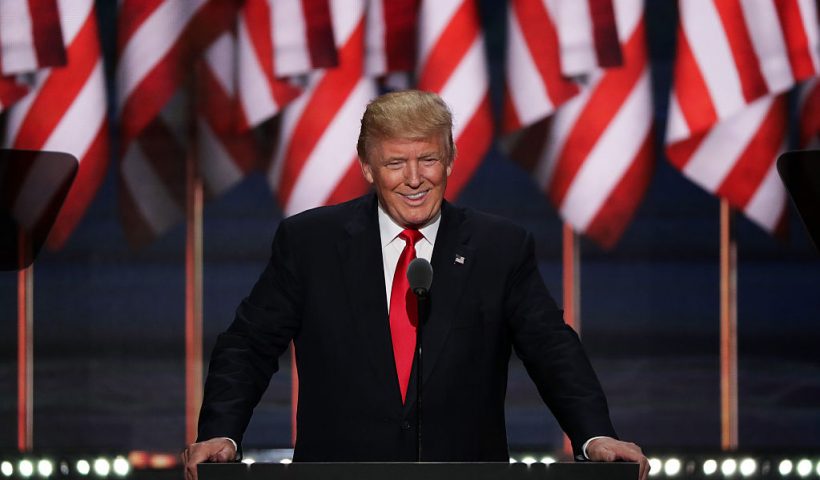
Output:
[638, 456, 650, 480]
[586, 438, 649, 480]
[182, 438, 237, 480]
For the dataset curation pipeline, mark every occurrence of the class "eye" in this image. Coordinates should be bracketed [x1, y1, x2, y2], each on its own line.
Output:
[385, 160, 404, 169]
[420, 158, 438, 166]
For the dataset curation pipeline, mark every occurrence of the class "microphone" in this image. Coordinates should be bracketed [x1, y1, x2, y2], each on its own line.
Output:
[406, 257, 432, 462]
[407, 258, 433, 297]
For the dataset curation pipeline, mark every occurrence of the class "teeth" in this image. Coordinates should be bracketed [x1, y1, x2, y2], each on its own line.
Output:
[405, 191, 426, 200]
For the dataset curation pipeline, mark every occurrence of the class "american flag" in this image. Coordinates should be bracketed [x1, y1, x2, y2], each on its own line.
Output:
[665, 0, 820, 234]
[417, 0, 493, 199]
[509, 0, 652, 249]
[503, 0, 622, 133]
[116, 0, 243, 246]
[236, 0, 337, 129]
[270, 0, 375, 216]
[365, 0, 418, 77]
[3, 0, 108, 250]
[0, 0, 65, 112]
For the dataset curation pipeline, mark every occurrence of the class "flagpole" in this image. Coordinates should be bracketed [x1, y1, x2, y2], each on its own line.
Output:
[719, 199, 738, 450]
[17, 231, 33, 452]
[562, 223, 580, 456]
[185, 75, 205, 446]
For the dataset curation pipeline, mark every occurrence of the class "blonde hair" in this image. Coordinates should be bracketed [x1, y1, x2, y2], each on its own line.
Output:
[357, 90, 456, 164]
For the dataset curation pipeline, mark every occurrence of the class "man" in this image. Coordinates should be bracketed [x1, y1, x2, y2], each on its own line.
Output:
[183, 90, 649, 480]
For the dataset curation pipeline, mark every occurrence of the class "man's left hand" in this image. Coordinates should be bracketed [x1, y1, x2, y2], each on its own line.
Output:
[585, 437, 650, 480]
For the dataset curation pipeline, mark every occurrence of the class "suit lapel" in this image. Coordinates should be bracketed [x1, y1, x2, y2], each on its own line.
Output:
[337, 195, 404, 408]
[404, 201, 474, 413]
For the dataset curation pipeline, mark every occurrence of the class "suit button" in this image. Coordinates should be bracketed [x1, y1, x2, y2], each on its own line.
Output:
[401, 421, 411, 430]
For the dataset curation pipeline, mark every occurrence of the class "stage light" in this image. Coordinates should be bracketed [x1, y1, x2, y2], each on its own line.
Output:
[112, 457, 129, 477]
[0, 462, 12, 477]
[540, 456, 556, 465]
[721, 458, 737, 476]
[778, 459, 793, 476]
[796, 459, 811, 477]
[37, 459, 53, 477]
[279, 459, 292, 465]
[508, 457, 517, 464]
[815, 460, 820, 476]
[93, 458, 110, 477]
[648, 458, 662, 476]
[703, 459, 718, 475]
[521, 456, 537, 466]
[76, 460, 91, 476]
[241, 458, 255, 465]
[739, 458, 757, 477]
[664, 458, 682, 476]
[19, 460, 34, 478]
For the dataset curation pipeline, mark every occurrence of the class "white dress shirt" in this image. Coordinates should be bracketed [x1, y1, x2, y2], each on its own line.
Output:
[377, 204, 440, 311]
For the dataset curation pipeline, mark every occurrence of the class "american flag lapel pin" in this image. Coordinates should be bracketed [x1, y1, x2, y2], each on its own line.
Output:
[454, 254, 465, 265]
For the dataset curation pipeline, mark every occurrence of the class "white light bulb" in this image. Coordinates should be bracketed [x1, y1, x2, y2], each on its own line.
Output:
[703, 459, 718, 475]
[739, 458, 756, 477]
[721, 458, 737, 476]
[648, 458, 662, 476]
[93, 458, 110, 477]
[664, 458, 682, 476]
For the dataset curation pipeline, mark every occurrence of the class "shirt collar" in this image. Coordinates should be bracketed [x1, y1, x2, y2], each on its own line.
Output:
[377, 202, 442, 248]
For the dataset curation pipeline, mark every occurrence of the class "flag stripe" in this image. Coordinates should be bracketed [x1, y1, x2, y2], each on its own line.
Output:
[548, 20, 646, 205]
[382, 0, 418, 72]
[29, 0, 65, 67]
[713, 0, 769, 102]
[584, 130, 653, 248]
[417, 1, 476, 93]
[715, 96, 787, 207]
[9, 13, 99, 150]
[302, 0, 338, 67]
[774, 0, 817, 81]
[588, 0, 622, 67]
[276, 22, 365, 207]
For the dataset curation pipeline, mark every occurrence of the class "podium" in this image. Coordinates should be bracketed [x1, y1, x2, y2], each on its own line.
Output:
[199, 462, 639, 480]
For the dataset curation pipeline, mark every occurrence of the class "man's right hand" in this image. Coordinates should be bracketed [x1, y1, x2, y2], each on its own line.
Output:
[181, 437, 237, 480]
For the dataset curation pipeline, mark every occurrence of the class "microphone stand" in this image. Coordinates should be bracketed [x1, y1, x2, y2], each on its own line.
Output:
[414, 289, 430, 463]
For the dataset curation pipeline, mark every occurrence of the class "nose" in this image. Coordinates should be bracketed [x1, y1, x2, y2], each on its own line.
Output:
[404, 159, 422, 187]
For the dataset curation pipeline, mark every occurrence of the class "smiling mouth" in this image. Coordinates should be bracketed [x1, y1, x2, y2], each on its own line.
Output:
[401, 190, 428, 201]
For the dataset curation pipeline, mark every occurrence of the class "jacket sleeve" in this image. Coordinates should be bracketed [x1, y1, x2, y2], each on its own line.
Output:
[504, 231, 617, 458]
[197, 219, 303, 446]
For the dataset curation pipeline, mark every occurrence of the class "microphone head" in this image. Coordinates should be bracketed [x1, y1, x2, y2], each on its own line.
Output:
[407, 258, 433, 296]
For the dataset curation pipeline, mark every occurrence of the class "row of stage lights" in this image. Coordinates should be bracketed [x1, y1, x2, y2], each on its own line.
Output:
[0, 457, 129, 478]
[2, 453, 820, 478]
[506, 455, 820, 478]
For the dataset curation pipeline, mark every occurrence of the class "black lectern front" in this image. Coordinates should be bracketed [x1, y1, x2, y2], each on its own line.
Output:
[199, 462, 639, 480]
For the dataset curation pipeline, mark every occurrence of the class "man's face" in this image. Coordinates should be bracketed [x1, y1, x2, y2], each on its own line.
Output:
[361, 136, 452, 229]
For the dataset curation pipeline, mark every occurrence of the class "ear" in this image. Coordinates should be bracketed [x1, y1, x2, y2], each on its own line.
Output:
[360, 160, 375, 184]
[445, 159, 453, 178]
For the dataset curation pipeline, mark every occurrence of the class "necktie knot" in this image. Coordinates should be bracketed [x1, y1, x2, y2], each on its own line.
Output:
[399, 228, 423, 248]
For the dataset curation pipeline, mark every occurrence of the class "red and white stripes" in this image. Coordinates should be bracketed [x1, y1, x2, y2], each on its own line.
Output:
[237, 0, 337, 129]
[512, 0, 652, 248]
[503, 0, 579, 132]
[270, 0, 375, 217]
[116, 0, 242, 246]
[0, 0, 65, 75]
[3, 0, 108, 249]
[116, 0, 240, 146]
[0, 0, 66, 112]
[666, 0, 819, 234]
[417, 0, 492, 199]
[365, 0, 418, 77]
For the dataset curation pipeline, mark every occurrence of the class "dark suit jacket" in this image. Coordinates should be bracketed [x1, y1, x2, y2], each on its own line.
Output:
[198, 193, 616, 461]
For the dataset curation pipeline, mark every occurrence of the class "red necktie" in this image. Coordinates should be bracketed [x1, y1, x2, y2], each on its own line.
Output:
[390, 228, 423, 403]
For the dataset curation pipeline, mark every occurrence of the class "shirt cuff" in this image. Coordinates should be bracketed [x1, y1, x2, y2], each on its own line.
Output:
[220, 437, 239, 460]
[582, 436, 611, 460]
